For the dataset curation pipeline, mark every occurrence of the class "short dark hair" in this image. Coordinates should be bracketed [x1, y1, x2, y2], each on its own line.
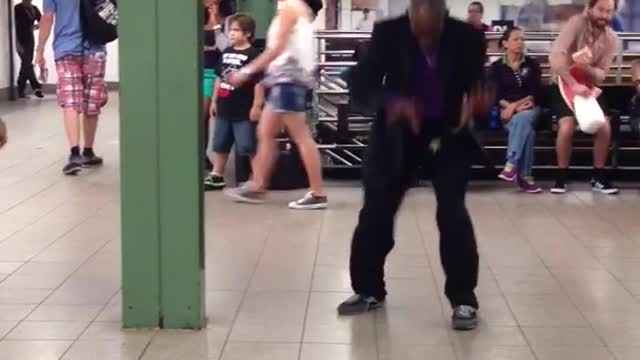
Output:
[469, 1, 484, 13]
[500, 26, 522, 48]
[588, 0, 619, 10]
[229, 13, 256, 40]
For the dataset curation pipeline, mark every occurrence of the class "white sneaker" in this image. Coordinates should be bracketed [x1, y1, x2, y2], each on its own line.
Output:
[288, 192, 328, 210]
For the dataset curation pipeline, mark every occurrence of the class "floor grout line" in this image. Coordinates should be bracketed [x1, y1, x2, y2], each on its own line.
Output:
[296, 210, 327, 360]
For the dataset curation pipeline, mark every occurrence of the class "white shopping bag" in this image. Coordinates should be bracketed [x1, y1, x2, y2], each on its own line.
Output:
[573, 94, 606, 134]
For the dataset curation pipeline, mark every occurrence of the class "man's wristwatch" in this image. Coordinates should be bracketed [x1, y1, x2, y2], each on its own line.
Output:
[212, 24, 222, 31]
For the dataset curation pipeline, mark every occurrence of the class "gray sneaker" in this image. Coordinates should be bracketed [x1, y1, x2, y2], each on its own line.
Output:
[81, 154, 104, 167]
[63, 155, 83, 176]
[452, 305, 479, 331]
[224, 183, 265, 204]
[337, 294, 384, 316]
[288, 192, 328, 210]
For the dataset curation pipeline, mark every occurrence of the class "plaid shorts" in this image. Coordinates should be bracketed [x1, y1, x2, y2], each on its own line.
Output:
[55, 53, 108, 115]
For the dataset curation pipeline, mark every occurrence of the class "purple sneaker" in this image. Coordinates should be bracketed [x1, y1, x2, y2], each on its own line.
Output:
[518, 177, 542, 194]
[498, 164, 517, 182]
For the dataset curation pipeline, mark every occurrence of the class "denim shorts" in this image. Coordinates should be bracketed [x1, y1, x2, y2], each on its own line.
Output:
[212, 117, 257, 156]
[266, 83, 307, 113]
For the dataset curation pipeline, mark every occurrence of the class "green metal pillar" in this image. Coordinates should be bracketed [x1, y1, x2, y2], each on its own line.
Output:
[119, 0, 205, 329]
[236, 0, 276, 40]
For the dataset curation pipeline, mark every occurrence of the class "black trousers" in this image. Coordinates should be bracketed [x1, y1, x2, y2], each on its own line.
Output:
[349, 120, 480, 309]
[17, 43, 42, 93]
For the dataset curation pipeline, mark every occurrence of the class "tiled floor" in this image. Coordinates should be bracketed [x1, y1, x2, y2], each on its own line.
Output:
[1, 96, 640, 359]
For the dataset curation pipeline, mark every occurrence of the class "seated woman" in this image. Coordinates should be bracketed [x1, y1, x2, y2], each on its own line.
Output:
[489, 27, 542, 193]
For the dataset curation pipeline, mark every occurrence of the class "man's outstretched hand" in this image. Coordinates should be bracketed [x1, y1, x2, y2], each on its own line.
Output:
[384, 83, 494, 134]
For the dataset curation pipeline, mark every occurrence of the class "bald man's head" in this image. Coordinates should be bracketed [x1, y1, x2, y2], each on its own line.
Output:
[409, 0, 447, 38]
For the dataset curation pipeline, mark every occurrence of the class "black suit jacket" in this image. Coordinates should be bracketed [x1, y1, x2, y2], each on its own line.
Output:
[350, 14, 487, 132]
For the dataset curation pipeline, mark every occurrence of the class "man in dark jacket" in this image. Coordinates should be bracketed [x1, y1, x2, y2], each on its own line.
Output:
[14, 0, 44, 98]
[337, 0, 492, 331]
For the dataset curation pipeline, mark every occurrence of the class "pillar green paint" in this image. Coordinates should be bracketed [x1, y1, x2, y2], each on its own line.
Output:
[236, 0, 276, 40]
[119, 0, 162, 329]
[120, 0, 205, 329]
[156, 0, 206, 329]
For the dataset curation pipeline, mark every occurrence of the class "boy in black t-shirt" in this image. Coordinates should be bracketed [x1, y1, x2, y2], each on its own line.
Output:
[205, 13, 264, 191]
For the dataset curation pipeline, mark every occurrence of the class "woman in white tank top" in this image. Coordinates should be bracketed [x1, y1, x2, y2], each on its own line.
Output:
[225, 0, 328, 210]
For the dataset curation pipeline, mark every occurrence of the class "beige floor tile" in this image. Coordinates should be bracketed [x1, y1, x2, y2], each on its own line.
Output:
[505, 294, 588, 327]
[593, 324, 640, 347]
[80, 322, 156, 342]
[0, 304, 37, 321]
[95, 304, 121, 322]
[0, 273, 69, 289]
[476, 296, 518, 327]
[205, 291, 244, 329]
[0, 288, 51, 304]
[6, 321, 88, 340]
[0, 321, 18, 338]
[300, 343, 378, 360]
[220, 342, 299, 360]
[450, 325, 527, 347]
[27, 305, 103, 321]
[610, 347, 640, 360]
[248, 262, 313, 291]
[376, 318, 450, 346]
[0, 263, 23, 274]
[303, 292, 376, 344]
[62, 339, 150, 360]
[0, 340, 72, 360]
[379, 344, 456, 360]
[531, 346, 615, 360]
[311, 265, 352, 292]
[229, 291, 307, 342]
[521, 327, 603, 346]
[140, 330, 228, 360]
[454, 345, 536, 360]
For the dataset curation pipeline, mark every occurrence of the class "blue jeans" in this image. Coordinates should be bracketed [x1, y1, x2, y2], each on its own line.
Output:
[267, 83, 307, 113]
[212, 117, 257, 156]
[504, 107, 540, 177]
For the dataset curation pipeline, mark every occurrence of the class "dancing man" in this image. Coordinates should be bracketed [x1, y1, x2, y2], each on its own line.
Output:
[337, 0, 493, 331]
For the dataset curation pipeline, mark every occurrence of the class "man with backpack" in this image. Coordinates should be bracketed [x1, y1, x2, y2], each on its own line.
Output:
[36, 0, 117, 175]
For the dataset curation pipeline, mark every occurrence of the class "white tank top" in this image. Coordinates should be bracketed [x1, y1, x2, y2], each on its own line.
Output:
[264, 0, 316, 87]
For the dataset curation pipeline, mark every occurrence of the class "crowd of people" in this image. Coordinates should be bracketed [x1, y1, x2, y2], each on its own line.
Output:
[488, 0, 621, 195]
[200, 0, 328, 210]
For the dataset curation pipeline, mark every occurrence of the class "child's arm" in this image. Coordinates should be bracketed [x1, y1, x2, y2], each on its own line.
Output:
[250, 83, 265, 122]
[210, 77, 221, 117]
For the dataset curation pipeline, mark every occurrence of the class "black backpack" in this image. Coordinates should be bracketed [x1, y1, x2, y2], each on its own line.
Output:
[80, 0, 118, 45]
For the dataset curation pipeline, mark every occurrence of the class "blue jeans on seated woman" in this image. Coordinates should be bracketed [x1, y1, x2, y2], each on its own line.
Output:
[504, 107, 541, 178]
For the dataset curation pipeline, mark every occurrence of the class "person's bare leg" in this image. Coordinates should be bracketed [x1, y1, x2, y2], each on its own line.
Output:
[593, 118, 611, 168]
[556, 117, 576, 168]
[282, 112, 325, 196]
[250, 106, 283, 192]
[64, 108, 82, 148]
[212, 152, 229, 176]
[203, 97, 213, 170]
[83, 114, 99, 149]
